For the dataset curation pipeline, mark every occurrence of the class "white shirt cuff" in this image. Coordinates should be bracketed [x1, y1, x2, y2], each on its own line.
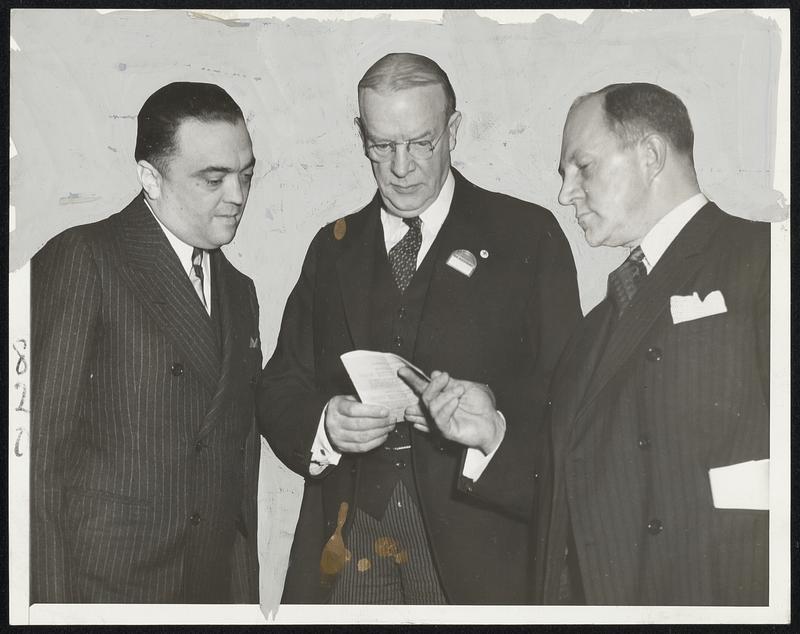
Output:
[309, 404, 342, 476]
[461, 411, 506, 482]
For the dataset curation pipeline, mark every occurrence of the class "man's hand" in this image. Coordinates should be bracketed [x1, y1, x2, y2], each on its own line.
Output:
[324, 395, 395, 453]
[398, 369, 506, 455]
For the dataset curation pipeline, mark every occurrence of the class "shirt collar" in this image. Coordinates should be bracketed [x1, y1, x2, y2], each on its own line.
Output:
[638, 192, 708, 272]
[380, 169, 455, 238]
[143, 197, 200, 273]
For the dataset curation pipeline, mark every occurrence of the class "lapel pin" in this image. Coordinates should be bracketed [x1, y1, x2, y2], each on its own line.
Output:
[480, 249, 489, 259]
[446, 249, 477, 277]
[250, 337, 259, 348]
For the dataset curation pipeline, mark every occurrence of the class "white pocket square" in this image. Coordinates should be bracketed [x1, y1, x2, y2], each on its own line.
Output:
[670, 290, 727, 324]
[708, 459, 769, 510]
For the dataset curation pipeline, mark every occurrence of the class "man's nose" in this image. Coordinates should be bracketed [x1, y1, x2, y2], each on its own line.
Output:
[557, 173, 577, 207]
[390, 144, 415, 178]
[226, 174, 245, 206]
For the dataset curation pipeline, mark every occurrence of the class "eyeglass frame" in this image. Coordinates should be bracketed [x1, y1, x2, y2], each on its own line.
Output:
[355, 117, 452, 163]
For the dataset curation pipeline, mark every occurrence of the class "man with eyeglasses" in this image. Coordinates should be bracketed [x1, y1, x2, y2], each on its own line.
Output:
[258, 52, 580, 604]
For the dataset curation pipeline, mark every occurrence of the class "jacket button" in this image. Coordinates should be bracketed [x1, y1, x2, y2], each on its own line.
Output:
[464, 483, 474, 494]
[394, 459, 406, 470]
[647, 519, 663, 535]
[170, 363, 184, 376]
[637, 436, 651, 450]
[393, 336, 403, 348]
[189, 512, 202, 526]
[645, 347, 663, 362]
[437, 444, 447, 453]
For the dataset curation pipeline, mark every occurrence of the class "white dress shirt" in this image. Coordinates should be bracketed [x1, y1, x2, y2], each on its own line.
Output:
[309, 171, 501, 476]
[145, 198, 212, 315]
[638, 192, 708, 272]
[466, 192, 709, 482]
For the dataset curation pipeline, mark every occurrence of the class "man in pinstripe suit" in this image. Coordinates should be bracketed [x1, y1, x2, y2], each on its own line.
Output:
[30, 82, 262, 603]
[404, 83, 770, 605]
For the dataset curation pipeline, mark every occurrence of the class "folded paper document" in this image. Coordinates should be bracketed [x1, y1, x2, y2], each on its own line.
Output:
[340, 350, 430, 422]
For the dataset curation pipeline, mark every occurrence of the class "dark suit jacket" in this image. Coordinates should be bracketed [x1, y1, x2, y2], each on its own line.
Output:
[471, 202, 770, 605]
[258, 169, 581, 604]
[30, 195, 262, 603]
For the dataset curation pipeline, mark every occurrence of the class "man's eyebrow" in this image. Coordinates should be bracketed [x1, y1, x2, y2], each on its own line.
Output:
[367, 129, 435, 143]
[194, 157, 256, 176]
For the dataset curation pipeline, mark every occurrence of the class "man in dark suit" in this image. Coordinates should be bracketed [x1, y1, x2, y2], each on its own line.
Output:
[404, 82, 770, 605]
[258, 53, 580, 604]
[31, 82, 262, 603]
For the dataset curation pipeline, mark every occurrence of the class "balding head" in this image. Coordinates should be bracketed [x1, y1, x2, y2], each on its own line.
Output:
[358, 52, 456, 117]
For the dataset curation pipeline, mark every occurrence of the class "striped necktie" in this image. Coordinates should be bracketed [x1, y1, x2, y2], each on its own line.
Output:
[190, 247, 209, 312]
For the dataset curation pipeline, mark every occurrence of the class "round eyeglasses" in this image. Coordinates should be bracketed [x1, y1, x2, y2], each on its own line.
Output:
[362, 126, 448, 163]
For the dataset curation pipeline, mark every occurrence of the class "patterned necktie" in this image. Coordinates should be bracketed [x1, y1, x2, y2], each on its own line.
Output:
[388, 216, 423, 293]
[190, 247, 209, 312]
[607, 246, 646, 317]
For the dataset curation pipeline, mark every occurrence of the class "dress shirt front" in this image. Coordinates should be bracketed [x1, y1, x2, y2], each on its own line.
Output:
[145, 197, 212, 315]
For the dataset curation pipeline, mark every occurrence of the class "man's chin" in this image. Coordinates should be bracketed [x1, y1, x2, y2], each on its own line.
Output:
[383, 195, 431, 218]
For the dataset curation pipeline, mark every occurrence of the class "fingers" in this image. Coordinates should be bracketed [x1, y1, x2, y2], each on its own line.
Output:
[326, 395, 395, 453]
[426, 388, 463, 433]
[397, 367, 429, 395]
[333, 430, 393, 453]
[333, 396, 389, 420]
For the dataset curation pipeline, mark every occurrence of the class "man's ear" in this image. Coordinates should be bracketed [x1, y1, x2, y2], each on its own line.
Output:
[136, 160, 162, 200]
[447, 111, 462, 151]
[641, 133, 667, 182]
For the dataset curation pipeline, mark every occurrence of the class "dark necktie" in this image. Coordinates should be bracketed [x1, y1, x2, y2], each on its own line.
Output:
[190, 246, 208, 311]
[607, 245, 646, 317]
[388, 216, 423, 293]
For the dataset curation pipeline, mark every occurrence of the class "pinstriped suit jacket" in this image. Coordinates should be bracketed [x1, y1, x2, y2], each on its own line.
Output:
[471, 203, 770, 605]
[30, 195, 262, 603]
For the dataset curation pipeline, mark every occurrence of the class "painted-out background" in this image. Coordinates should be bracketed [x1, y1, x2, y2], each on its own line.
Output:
[10, 8, 788, 617]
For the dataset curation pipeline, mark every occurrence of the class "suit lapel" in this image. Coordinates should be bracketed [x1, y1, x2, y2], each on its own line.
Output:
[572, 203, 725, 430]
[414, 171, 481, 360]
[336, 194, 382, 350]
[198, 250, 242, 438]
[547, 301, 615, 451]
[116, 196, 221, 393]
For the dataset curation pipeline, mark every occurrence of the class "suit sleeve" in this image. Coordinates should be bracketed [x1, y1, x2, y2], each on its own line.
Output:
[30, 230, 102, 603]
[230, 278, 262, 603]
[755, 230, 770, 405]
[458, 216, 581, 519]
[256, 229, 334, 477]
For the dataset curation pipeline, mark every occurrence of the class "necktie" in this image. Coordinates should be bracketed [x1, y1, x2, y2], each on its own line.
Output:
[607, 245, 646, 317]
[388, 216, 423, 293]
[190, 247, 209, 312]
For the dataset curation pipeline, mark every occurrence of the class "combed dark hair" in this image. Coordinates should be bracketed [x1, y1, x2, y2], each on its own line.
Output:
[358, 53, 456, 117]
[579, 82, 694, 159]
[135, 82, 244, 173]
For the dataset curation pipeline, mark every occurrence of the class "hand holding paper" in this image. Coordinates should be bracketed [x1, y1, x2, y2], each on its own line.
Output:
[324, 395, 395, 454]
[398, 368, 506, 455]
